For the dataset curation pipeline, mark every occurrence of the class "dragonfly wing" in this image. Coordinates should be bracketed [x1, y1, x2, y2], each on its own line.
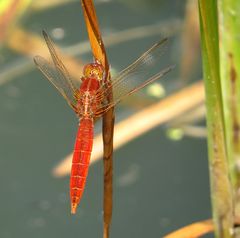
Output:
[94, 38, 173, 115]
[34, 31, 80, 111]
[42, 31, 78, 92]
[34, 55, 78, 111]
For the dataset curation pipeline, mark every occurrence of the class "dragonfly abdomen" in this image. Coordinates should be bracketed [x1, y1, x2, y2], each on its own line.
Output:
[70, 117, 94, 214]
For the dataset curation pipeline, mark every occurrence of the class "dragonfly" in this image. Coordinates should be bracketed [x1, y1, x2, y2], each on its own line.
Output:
[34, 30, 173, 214]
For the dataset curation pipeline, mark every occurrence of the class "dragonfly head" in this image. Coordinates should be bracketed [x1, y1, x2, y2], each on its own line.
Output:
[83, 63, 104, 81]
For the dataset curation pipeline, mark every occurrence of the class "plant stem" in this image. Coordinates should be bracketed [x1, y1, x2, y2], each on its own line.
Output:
[198, 1, 234, 237]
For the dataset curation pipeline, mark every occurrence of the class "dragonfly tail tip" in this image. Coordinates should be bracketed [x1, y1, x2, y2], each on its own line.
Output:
[71, 203, 78, 214]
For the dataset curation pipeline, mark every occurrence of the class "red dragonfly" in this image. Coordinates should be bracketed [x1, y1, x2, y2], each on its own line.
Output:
[34, 31, 173, 214]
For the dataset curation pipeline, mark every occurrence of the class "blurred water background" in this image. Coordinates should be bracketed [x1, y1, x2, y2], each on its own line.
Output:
[0, 0, 211, 237]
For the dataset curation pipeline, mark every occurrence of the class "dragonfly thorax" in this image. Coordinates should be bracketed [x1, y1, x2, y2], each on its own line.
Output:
[83, 63, 104, 81]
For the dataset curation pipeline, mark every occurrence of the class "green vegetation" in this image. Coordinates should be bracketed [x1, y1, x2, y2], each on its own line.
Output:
[199, 0, 240, 237]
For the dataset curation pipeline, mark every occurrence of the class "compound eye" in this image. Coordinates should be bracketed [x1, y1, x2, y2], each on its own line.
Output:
[83, 65, 92, 78]
[83, 63, 104, 80]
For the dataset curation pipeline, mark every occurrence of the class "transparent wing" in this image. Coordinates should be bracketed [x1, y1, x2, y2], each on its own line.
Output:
[33, 31, 79, 111]
[94, 38, 173, 115]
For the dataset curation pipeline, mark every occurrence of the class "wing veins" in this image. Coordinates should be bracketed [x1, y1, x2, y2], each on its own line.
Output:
[34, 31, 80, 112]
[94, 38, 169, 104]
[42, 30, 77, 92]
[33, 56, 77, 110]
[95, 65, 174, 115]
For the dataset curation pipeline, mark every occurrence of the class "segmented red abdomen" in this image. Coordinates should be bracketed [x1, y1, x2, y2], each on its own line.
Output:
[70, 117, 93, 214]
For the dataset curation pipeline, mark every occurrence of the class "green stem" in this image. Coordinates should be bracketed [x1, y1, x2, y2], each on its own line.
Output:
[198, 1, 234, 237]
[219, 0, 240, 223]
